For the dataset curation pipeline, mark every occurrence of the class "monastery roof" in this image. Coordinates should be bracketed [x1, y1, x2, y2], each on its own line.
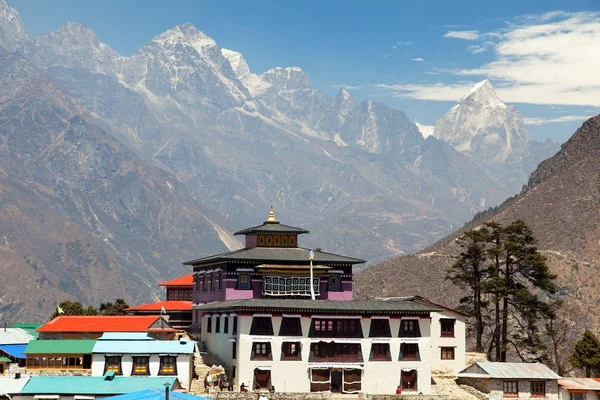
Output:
[458, 362, 560, 380]
[0, 328, 35, 345]
[0, 375, 30, 395]
[20, 375, 178, 395]
[255, 264, 331, 271]
[125, 301, 193, 312]
[184, 246, 365, 266]
[195, 298, 441, 314]
[559, 378, 600, 391]
[25, 340, 96, 355]
[0, 344, 27, 359]
[234, 222, 309, 236]
[159, 274, 194, 287]
[37, 316, 175, 333]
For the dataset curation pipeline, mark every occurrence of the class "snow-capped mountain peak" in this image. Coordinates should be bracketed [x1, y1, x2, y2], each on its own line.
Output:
[0, 0, 29, 52]
[459, 79, 506, 109]
[152, 23, 217, 51]
[434, 79, 529, 165]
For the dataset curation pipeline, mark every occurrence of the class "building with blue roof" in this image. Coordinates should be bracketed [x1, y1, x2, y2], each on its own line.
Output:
[18, 374, 180, 398]
[91, 333, 196, 391]
[105, 388, 210, 400]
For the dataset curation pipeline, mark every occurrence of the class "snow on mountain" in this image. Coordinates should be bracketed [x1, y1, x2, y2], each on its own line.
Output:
[23, 22, 122, 76]
[434, 79, 529, 164]
[0, 0, 29, 53]
[221, 48, 250, 80]
[340, 100, 423, 157]
[415, 122, 434, 138]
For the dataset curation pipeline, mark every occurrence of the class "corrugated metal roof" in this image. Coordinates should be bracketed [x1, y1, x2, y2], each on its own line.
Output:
[559, 378, 600, 391]
[195, 298, 441, 314]
[20, 376, 178, 394]
[184, 246, 365, 265]
[159, 274, 194, 287]
[25, 340, 96, 355]
[0, 344, 28, 359]
[0, 356, 11, 362]
[38, 316, 170, 333]
[105, 388, 210, 400]
[234, 222, 310, 235]
[0, 375, 30, 395]
[125, 301, 193, 312]
[98, 333, 154, 341]
[458, 362, 560, 380]
[93, 338, 195, 354]
[10, 324, 41, 338]
[0, 328, 35, 344]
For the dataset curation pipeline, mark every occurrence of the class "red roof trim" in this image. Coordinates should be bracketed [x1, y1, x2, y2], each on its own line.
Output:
[125, 301, 193, 312]
[159, 274, 194, 287]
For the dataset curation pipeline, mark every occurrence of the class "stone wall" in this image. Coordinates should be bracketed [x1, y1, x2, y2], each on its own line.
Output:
[217, 392, 332, 400]
[358, 394, 450, 400]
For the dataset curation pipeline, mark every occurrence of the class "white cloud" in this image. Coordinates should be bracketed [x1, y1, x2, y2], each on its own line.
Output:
[379, 12, 600, 107]
[443, 30, 480, 40]
[412, 58, 425, 62]
[523, 115, 595, 125]
[396, 41, 413, 46]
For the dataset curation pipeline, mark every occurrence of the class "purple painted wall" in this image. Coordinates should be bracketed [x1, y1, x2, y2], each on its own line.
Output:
[194, 276, 353, 303]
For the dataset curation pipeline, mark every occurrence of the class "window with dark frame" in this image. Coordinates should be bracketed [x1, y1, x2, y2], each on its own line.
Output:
[158, 356, 177, 375]
[440, 347, 455, 360]
[218, 273, 223, 290]
[215, 316, 221, 333]
[400, 343, 419, 360]
[530, 381, 545, 397]
[207, 316, 212, 333]
[571, 393, 586, 400]
[232, 366, 236, 379]
[223, 316, 229, 334]
[328, 274, 342, 291]
[399, 319, 421, 337]
[250, 317, 274, 335]
[251, 342, 272, 360]
[310, 318, 363, 338]
[232, 316, 238, 334]
[281, 342, 302, 360]
[279, 317, 303, 336]
[503, 381, 518, 396]
[310, 342, 361, 361]
[131, 356, 150, 375]
[212, 274, 218, 291]
[104, 356, 122, 375]
[237, 272, 252, 290]
[440, 319, 455, 337]
[231, 341, 237, 359]
[369, 319, 392, 337]
[370, 343, 391, 361]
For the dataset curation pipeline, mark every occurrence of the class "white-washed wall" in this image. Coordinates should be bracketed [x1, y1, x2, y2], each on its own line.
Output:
[429, 309, 467, 374]
[91, 353, 193, 389]
[202, 314, 435, 394]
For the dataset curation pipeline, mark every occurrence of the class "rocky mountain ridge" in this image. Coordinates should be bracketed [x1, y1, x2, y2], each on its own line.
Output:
[356, 115, 600, 332]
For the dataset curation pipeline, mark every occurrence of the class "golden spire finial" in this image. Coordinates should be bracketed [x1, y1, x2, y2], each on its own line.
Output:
[266, 205, 278, 223]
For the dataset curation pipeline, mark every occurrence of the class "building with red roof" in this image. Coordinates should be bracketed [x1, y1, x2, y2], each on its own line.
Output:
[125, 274, 194, 329]
[125, 301, 193, 330]
[37, 316, 176, 340]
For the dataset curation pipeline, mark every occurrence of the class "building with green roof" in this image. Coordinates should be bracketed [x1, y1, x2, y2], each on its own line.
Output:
[24, 340, 96, 372]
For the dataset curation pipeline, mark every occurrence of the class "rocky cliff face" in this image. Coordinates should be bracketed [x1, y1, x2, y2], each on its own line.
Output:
[356, 115, 600, 331]
[0, 54, 232, 322]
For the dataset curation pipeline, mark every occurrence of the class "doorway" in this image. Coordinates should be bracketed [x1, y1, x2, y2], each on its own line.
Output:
[330, 369, 342, 392]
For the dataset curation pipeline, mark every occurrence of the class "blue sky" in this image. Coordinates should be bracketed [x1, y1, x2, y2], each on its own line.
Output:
[10, 0, 600, 142]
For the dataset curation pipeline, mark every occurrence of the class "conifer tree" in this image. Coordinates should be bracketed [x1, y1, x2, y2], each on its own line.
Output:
[570, 330, 600, 377]
[447, 228, 489, 352]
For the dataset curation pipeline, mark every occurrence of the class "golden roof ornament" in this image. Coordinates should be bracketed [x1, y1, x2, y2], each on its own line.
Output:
[266, 205, 278, 224]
